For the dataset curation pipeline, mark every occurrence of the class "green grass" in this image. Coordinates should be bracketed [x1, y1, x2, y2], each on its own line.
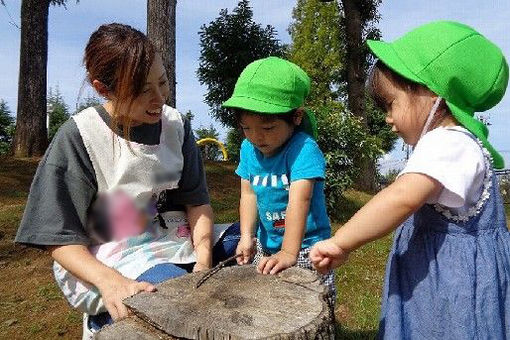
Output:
[1, 157, 508, 339]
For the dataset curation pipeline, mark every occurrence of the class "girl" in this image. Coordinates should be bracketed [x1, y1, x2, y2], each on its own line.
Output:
[310, 21, 510, 339]
[223, 57, 335, 301]
[15, 23, 239, 336]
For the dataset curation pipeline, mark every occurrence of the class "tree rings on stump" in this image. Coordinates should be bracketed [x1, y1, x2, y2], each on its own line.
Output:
[96, 265, 334, 339]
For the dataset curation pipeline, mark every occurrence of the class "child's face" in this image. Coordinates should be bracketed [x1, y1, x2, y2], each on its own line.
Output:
[115, 53, 170, 126]
[240, 112, 300, 157]
[376, 70, 437, 146]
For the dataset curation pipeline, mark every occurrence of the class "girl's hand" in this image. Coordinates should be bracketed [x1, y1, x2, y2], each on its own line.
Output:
[193, 262, 211, 272]
[257, 250, 297, 275]
[236, 235, 256, 265]
[309, 239, 349, 274]
[96, 272, 156, 321]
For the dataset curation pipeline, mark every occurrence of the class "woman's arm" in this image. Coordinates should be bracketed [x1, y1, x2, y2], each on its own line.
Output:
[185, 204, 214, 271]
[310, 173, 442, 273]
[236, 179, 258, 264]
[258, 179, 314, 275]
[49, 245, 156, 320]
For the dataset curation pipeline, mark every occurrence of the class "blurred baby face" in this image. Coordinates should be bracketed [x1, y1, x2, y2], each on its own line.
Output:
[108, 191, 146, 240]
[89, 191, 146, 242]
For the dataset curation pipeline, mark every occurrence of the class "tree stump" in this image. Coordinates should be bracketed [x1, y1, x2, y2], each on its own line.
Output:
[96, 265, 334, 339]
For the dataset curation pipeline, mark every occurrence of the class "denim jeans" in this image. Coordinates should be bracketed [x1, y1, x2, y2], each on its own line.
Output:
[89, 222, 240, 331]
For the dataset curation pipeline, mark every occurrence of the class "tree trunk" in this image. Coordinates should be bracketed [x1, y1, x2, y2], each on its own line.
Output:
[12, 0, 50, 157]
[147, 0, 177, 108]
[97, 266, 334, 339]
[341, 0, 377, 192]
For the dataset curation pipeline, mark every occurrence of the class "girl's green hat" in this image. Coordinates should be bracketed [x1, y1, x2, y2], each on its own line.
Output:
[222, 57, 318, 139]
[368, 20, 509, 168]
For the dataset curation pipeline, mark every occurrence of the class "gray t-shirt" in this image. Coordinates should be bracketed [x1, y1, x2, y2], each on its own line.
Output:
[15, 106, 209, 248]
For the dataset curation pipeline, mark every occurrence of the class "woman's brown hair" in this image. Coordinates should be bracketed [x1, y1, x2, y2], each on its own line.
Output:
[84, 23, 156, 140]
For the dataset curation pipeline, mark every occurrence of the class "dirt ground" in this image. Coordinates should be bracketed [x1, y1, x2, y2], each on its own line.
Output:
[0, 158, 243, 340]
[0, 157, 83, 339]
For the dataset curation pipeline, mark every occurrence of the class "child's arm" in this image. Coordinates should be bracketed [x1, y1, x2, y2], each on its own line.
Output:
[49, 244, 156, 320]
[258, 179, 314, 275]
[236, 179, 257, 265]
[186, 204, 214, 272]
[310, 173, 442, 273]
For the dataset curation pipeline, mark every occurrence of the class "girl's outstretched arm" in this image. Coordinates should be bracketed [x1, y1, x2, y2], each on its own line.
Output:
[258, 179, 314, 275]
[186, 204, 214, 272]
[236, 179, 258, 265]
[49, 245, 156, 320]
[311, 173, 442, 273]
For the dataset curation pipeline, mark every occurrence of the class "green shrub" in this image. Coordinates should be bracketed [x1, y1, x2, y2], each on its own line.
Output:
[314, 102, 383, 221]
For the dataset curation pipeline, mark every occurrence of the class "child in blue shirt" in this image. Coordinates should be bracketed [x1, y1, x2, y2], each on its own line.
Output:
[223, 57, 334, 298]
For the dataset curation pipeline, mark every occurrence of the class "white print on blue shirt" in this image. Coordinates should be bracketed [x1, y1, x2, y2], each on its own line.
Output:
[235, 132, 331, 254]
[252, 173, 290, 191]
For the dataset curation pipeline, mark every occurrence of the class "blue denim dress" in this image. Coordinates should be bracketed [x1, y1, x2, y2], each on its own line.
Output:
[379, 148, 510, 339]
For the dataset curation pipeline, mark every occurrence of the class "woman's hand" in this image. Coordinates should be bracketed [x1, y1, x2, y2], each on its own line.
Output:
[309, 239, 349, 274]
[96, 271, 156, 321]
[257, 250, 297, 275]
[236, 234, 256, 265]
[192, 262, 210, 272]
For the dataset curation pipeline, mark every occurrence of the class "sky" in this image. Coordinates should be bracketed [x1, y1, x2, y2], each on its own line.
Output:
[1, 0, 509, 170]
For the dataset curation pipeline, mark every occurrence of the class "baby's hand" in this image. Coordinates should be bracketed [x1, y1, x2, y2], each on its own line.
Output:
[236, 235, 256, 265]
[257, 250, 297, 275]
[309, 239, 349, 274]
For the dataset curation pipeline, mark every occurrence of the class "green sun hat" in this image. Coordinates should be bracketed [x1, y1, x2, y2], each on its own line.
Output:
[222, 56, 318, 139]
[367, 20, 509, 168]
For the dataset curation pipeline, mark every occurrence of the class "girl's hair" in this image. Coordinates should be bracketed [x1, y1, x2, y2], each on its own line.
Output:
[367, 61, 450, 115]
[235, 108, 298, 126]
[367, 61, 420, 112]
[84, 23, 156, 140]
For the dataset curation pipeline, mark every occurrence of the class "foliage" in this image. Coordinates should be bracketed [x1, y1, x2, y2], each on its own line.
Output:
[287, 0, 389, 212]
[74, 95, 102, 114]
[197, 0, 285, 128]
[365, 94, 398, 153]
[288, 0, 345, 106]
[313, 101, 382, 220]
[184, 110, 195, 123]
[195, 124, 221, 161]
[498, 173, 510, 205]
[0, 100, 15, 155]
[225, 127, 244, 162]
[47, 87, 70, 142]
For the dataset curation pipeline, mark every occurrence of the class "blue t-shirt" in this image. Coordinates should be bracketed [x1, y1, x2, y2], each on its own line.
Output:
[236, 131, 331, 254]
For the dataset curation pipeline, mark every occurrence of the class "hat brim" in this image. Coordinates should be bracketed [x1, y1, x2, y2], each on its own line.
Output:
[223, 96, 318, 140]
[222, 95, 294, 114]
[367, 40, 425, 86]
[446, 100, 504, 169]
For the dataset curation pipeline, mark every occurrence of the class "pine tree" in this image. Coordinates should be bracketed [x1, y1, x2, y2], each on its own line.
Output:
[289, 0, 345, 106]
[47, 87, 70, 142]
[0, 100, 15, 155]
[197, 0, 284, 128]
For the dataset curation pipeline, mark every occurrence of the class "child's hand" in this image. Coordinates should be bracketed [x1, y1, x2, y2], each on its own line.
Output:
[97, 271, 156, 321]
[236, 235, 256, 265]
[257, 250, 297, 275]
[309, 239, 349, 274]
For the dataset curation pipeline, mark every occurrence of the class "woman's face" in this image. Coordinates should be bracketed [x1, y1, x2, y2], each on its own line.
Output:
[116, 53, 170, 126]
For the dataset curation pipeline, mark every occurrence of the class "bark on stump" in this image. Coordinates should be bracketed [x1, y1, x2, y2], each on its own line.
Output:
[96, 266, 334, 339]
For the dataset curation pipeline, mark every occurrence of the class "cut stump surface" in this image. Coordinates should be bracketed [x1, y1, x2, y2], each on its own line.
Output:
[97, 265, 334, 339]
